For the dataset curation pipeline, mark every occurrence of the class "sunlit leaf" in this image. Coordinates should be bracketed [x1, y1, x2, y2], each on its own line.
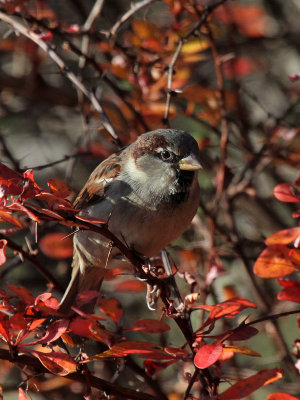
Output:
[30, 350, 77, 376]
[273, 183, 300, 203]
[86, 341, 173, 361]
[213, 4, 267, 37]
[144, 359, 177, 376]
[18, 388, 30, 400]
[98, 298, 123, 323]
[114, 280, 146, 292]
[265, 227, 300, 245]
[267, 393, 300, 400]
[39, 233, 73, 259]
[254, 245, 295, 278]
[182, 39, 210, 54]
[48, 179, 71, 199]
[223, 345, 261, 357]
[194, 343, 223, 369]
[0, 210, 22, 228]
[0, 239, 7, 266]
[125, 318, 170, 334]
[218, 368, 283, 400]
[8, 285, 35, 304]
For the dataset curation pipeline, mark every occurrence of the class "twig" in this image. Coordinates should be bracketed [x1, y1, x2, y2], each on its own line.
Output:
[163, 0, 227, 125]
[0, 233, 64, 293]
[109, 0, 157, 42]
[184, 368, 200, 400]
[0, 10, 119, 144]
[0, 348, 156, 400]
[126, 357, 168, 400]
[246, 308, 300, 327]
[205, 21, 228, 203]
[1, 7, 150, 132]
[0, 133, 21, 171]
[78, 0, 104, 95]
[23, 152, 91, 171]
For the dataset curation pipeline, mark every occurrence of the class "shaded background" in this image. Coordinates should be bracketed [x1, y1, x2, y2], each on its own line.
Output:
[0, 0, 300, 398]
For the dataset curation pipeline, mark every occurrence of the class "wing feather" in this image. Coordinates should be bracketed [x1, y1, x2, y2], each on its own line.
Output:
[74, 154, 122, 209]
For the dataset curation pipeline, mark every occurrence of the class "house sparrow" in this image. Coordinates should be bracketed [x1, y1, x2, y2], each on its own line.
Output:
[60, 129, 203, 313]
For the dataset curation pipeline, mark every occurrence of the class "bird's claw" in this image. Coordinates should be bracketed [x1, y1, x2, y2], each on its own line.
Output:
[146, 283, 161, 310]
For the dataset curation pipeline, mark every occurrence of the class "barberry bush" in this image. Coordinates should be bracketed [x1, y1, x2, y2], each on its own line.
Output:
[0, 1, 300, 399]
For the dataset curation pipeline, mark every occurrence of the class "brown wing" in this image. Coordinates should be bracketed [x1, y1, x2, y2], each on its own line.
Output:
[74, 154, 122, 210]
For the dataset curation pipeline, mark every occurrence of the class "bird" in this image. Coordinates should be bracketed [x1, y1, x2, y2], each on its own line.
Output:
[59, 129, 203, 313]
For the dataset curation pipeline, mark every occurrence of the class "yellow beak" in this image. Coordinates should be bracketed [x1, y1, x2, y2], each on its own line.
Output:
[179, 154, 202, 171]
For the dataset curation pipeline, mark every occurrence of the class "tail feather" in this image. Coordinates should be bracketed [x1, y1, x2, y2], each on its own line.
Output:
[59, 247, 106, 314]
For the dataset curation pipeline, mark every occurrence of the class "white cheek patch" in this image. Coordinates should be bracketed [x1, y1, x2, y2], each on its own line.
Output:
[125, 156, 148, 184]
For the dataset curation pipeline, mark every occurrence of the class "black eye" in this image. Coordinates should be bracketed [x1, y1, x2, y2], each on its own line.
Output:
[160, 150, 172, 160]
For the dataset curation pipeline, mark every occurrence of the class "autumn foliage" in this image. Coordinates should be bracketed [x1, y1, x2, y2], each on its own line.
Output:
[0, 0, 300, 399]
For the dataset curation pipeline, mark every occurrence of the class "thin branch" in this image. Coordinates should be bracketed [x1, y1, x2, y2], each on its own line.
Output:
[1, 7, 150, 132]
[184, 369, 200, 400]
[0, 132, 21, 171]
[0, 233, 64, 293]
[205, 21, 228, 203]
[78, 0, 105, 85]
[246, 308, 300, 327]
[163, 0, 227, 125]
[0, 348, 156, 400]
[23, 152, 91, 171]
[126, 357, 168, 400]
[0, 10, 119, 145]
[109, 0, 157, 42]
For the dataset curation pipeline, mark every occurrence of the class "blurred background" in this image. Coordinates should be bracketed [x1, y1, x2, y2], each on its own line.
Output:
[0, 0, 300, 398]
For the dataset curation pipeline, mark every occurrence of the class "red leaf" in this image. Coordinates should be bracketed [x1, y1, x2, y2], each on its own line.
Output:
[273, 183, 300, 203]
[144, 359, 177, 376]
[18, 388, 30, 400]
[254, 245, 295, 278]
[193, 297, 256, 329]
[223, 345, 261, 357]
[30, 350, 77, 376]
[228, 325, 259, 341]
[76, 290, 99, 307]
[34, 293, 60, 311]
[218, 368, 283, 400]
[35, 192, 73, 208]
[265, 227, 300, 245]
[48, 178, 71, 198]
[289, 75, 300, 82]
[114, 280, 146, 292]
[7, 202, 40, 222]
[164, 347, 189, 358]
[87, 341, 174, 361]
[126, 318, 170, 334]
[0, 162, 22, 180]
[278, 285, 300, 303]
[39, 208, 64, 220]
[0, 316, 10, 342]
[8, 285, 35, 304]
[69, 316, 111, 345]
[0, 239, 7, 266]
[75, 214, 107, 224]
[277, 278, 298, 287]
[267, 393, 300, 400]
[0, 210, 23, 228]
[194, 343, 223, 369]
[98, 297, 123, 323]
[39, 233, 73, 259]
[24, 319, 69, 346]
[222, 57, 256, 79]
[214, 4, 267, 37]
[289, 249, 300, 267]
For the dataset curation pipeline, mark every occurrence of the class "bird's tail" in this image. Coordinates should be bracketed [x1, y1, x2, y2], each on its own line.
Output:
[59, 243, 106, 315]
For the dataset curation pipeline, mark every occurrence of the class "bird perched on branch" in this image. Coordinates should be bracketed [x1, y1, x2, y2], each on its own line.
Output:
[60, 129, 203, 313]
